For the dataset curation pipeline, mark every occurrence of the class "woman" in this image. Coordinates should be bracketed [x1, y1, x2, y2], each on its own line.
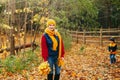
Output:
[41, 19, 65, 80]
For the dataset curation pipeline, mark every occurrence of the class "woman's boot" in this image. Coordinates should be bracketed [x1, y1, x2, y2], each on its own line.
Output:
[54, 74, 60, 80]
[47, 74, 53, 80]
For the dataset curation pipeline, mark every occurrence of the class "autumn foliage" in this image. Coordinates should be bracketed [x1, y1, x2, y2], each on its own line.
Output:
[0, 42, 119, 79]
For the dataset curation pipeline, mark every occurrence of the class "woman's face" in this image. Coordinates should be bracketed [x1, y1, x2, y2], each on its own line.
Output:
[48, 24, 55, 31]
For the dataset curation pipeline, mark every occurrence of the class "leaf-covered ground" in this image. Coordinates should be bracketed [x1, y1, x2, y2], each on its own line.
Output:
[61, 43, 120, 80]
[0, 42, 120, 80]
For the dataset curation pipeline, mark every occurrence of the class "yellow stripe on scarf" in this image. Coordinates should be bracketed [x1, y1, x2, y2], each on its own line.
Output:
[56, 31, 64, 67]
[50, 36, 58, 50]
[45, 28, 58, 51]
[109, 43, 116, 47]
[55, 31, 62, 58]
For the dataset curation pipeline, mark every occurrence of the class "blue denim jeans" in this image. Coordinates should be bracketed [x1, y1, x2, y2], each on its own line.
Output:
[48, 56, 61, 75]
[110, 54, 116, 64]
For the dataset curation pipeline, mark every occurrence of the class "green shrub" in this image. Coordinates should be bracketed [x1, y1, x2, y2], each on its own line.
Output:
[1, 50, 39, 73]
[59, 29, 72, 51]
[3, 55, 18, 73]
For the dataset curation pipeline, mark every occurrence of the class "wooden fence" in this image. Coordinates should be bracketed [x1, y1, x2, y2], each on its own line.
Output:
[68, 28, 120, 46]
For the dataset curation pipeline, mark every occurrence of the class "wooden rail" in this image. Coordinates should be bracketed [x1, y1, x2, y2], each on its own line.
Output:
[0, 42, 38, 53]
[68, 28, 120, 46]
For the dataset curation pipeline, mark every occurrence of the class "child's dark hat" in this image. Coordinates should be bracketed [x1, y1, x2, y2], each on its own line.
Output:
[109, 37, 115, 42]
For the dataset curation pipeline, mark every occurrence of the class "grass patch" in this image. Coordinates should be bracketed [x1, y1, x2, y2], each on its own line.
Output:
[0, 50, 40, 73]
[79, 45, 85, 54]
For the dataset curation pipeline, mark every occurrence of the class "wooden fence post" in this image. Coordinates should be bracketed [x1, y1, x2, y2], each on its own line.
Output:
[76, 30, 78, 43]
[83, 29, 86, 44]
[100, 28, 103, 46]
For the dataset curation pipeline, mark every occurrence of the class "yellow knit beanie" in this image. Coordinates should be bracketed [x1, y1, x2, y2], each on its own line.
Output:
[46, 19, 56, 27]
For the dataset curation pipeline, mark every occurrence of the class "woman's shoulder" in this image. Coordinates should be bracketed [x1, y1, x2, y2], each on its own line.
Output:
[42, 33, 49, 39]
[42, 33, 47, 36]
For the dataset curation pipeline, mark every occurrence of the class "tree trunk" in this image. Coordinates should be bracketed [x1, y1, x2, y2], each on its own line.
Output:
[8, 0, 16, 55]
